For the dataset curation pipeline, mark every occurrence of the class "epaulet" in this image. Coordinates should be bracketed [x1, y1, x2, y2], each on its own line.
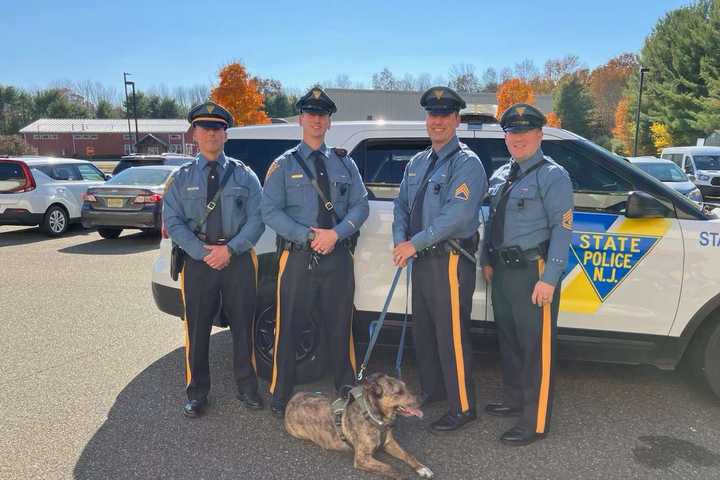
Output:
[333, 147, 348, 158]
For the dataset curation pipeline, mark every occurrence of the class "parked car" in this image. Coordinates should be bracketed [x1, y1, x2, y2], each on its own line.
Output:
[151, 121, 720, 398]
[81, 165, 178, 238]
[0, 156, 107, 236]
[112, 153, 194, 176]
[660, 146, 720, 199]
[627, 156, 703, 202]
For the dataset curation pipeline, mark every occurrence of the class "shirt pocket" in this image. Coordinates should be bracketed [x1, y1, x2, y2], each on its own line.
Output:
[331, 174, 352, 212]
[406, 171, 421, 205]
[179, 188, 205, 223]
[223, 185, 249, 229]
[286, 173, 312, 207]
[508, 184, 541, 216]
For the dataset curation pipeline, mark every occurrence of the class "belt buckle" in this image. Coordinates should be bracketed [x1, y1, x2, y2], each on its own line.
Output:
[501, 246, 524, 267]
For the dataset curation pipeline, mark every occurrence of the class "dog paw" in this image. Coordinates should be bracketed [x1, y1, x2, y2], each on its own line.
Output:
[416, 466, 434, 478]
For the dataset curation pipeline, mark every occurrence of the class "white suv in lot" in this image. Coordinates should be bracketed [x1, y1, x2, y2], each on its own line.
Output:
[661, 146, 720, 200]
[152, 121, 720, 397]
[0, 156, 108, 236]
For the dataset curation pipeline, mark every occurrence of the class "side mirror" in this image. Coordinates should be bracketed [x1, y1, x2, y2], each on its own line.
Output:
[626, 191, 669, 218]
[688, 174, 696, 182]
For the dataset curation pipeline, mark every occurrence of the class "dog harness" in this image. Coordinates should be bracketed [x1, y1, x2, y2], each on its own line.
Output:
[331, 386, 394, 446]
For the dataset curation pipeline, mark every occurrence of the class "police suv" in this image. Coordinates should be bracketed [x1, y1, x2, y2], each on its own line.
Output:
[152, 121, 720, 397]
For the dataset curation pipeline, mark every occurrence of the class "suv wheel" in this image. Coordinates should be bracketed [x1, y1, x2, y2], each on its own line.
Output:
[98, 228, 122, 239]
[41, 205, 69, 237]
[252, 299, 324, 385]
[686, 316, 720, 397]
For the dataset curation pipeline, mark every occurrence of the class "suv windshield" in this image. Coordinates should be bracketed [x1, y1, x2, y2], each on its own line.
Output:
[636, 162, 688, 182]
[693, 155, 720, 171]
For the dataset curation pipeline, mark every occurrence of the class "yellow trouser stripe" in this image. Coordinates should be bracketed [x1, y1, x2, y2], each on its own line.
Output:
[537, 258, 551, 433]
[448, 253, 469, 412]
[250, 249, 258, 372]
[269, 250, 289, 394]
[180, 267, 191, 387]
[349, 310, 357, 374]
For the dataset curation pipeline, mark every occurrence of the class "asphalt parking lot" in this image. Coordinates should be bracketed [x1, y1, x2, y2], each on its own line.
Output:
[2, 224, 720, 480]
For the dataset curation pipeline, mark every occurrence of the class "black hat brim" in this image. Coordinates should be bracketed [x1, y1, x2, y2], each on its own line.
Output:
[301, 106, 332, 115]
[425, 106, 459, 115]
[193, 120, 228, 129]
[503, 125, 540, 133]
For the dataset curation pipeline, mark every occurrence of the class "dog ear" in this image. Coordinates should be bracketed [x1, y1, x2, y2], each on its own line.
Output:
[371, 382, 384, 398]
[364, 373, 384, 398]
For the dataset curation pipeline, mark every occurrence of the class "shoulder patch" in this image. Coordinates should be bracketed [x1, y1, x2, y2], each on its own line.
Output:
[333, 147, 348, 157]
[265, 160, 280, 180]
[454, 183, 470, 201]
[562, 209, 573, 230]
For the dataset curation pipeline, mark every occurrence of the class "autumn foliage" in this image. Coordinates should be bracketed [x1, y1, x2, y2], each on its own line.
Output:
[545, 112, 561, 128]
[496, 79, 536, 118]
[211, 63, 269, 126]
[650, 122, 672, 152]
[612, 97, 634, 155]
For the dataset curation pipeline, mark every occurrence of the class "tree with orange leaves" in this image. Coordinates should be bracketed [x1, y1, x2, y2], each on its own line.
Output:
[210, 62, 269, 126]
[612, 97, 634, 155]
[545, 112, 561, 128]
[496, 78, 536, 118]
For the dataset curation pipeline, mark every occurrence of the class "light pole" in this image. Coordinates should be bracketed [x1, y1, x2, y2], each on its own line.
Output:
[123, 72, 132, 152]
[633, 67, 649, 157]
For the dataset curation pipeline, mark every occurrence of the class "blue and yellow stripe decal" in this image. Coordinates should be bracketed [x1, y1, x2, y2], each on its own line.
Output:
[560, 212, 670, 313]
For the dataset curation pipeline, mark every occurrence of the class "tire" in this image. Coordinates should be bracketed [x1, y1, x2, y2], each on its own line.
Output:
[252, 279, 325, 385]
[686, 317, 720, 398]
[98, 228, 122, 239]
[41, 205, 69, 237]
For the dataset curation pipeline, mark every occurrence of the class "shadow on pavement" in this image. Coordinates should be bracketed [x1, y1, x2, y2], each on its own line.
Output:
[59, 231, 160, 255]
[0, 225, 94, 247]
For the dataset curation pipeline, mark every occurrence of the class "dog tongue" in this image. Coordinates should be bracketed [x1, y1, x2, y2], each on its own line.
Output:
[402, 407, 423, 418]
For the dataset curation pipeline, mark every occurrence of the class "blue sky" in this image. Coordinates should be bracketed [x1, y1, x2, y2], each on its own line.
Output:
[1, 0, 690, 95]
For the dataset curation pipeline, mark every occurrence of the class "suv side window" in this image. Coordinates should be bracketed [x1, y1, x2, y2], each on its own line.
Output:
[351, 139, 430, 200]
[76, 164, 106, 181]
[36, 164, 82, 181]
[542, 140, 634, 214]
[225, 139, 298, 184]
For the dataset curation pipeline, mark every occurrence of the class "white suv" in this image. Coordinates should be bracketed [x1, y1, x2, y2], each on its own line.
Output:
[152, 121, 720, 397]
[0, 156, 108, 236]
[661, 146, 720, 200]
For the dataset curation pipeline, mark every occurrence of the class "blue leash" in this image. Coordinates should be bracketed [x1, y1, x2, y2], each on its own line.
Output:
[394, 261, 412, 379]
[357, 265, 405, 382]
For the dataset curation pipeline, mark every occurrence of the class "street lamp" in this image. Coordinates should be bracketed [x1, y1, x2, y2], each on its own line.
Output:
[633, 67, 650, 157]
[123, 72, 132, 151]
[124, 74, 140, 152]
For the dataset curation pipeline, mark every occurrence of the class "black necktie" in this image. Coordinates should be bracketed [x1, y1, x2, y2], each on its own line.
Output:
[312, 151, 334, 229]
[409, 151, 438, 237]
[490, 161, 521, 249]
[205, 162, 223, 243]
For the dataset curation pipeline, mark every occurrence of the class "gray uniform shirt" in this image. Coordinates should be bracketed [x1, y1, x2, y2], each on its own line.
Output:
[162, 153, 264, 261]
[393, 136, 488, 250]
[480, 148, 574, 286]
[261, 141, 369, 244]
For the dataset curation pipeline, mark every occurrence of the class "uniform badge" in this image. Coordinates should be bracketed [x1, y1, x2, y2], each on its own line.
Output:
[433, 89, 444, 99]
[206, 104, 215, 114]
[454, 183, 470, 201]
[562, 209, 573, 230]
[515, 106, 526, 117]
[290, 173, 304, 179]
[312, 89, 322, 99]
[265, 160, 280, 180]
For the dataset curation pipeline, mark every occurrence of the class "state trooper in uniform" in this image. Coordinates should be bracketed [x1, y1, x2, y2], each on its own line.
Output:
[393, 86, 488, 432]
[480, 103, 573, 445]
[163, 101, 265, 417]
[261, 88, 369, 417]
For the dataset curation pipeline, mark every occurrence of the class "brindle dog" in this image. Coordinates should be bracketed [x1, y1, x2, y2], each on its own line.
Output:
[285, 373, 433, 479]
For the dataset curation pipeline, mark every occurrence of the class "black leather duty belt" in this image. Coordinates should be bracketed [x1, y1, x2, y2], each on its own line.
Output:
[196, 233, 228, 245]
[416, 236, 478, 259]
[489, 241, 548, 268]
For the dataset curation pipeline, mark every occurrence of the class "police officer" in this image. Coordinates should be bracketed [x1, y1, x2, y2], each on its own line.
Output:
[261, 88, 369, 416]
[163, 101, 265, 417]
[480, 103, 573, 445]
[393, 86, 488, 432]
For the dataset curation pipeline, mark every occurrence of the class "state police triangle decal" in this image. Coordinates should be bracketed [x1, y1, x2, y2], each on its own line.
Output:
[569, 232, 661, 301]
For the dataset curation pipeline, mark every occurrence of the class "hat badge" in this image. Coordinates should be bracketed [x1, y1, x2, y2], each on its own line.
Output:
[312, 89, 322, 99]
[515, 106, 526, 117]
[433, 89, 444, 99]
[206, 104, 215, 114]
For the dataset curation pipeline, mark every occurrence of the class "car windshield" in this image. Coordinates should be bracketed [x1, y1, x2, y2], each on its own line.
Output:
[636, 162, 688, 182]
[693, 155, 720, 171]
[106, 168, 172, 186]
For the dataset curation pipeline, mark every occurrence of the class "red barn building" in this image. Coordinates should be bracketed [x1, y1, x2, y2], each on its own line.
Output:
[20, 119, 196, 158]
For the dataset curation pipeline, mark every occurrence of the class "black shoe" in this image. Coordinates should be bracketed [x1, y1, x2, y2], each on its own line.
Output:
[237, 391, 264, 410]
[485, 403, 521, 417]
[183, 398, 208, 418]
[430, 410, 477, 433]
[500, 426, 546, 446]
[270, 400, 286, 418]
